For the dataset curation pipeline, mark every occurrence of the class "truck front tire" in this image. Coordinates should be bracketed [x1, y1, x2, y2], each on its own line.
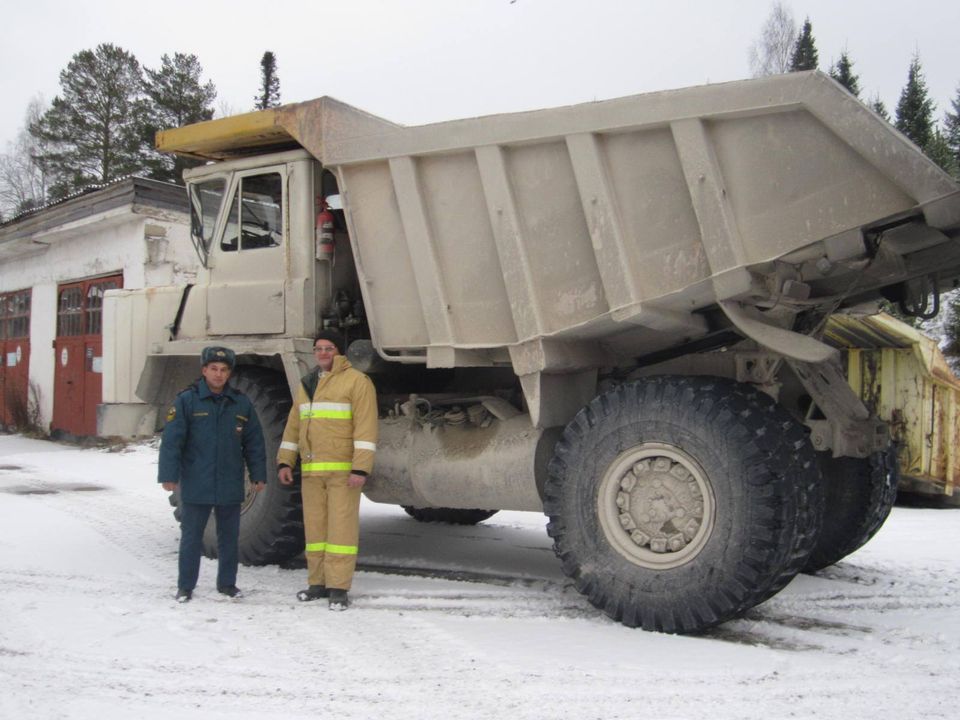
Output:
[545, 376, 822, 633]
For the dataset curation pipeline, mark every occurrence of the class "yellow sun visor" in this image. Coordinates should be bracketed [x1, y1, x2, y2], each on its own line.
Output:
[155, 107, 300, 161]
[155, 97, 400, 163]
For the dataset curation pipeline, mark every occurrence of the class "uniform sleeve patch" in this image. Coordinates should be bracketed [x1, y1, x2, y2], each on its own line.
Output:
[166, 406, 176, 422]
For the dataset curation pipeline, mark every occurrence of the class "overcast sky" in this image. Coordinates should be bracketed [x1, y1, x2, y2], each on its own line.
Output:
[1, 0, 958, 151]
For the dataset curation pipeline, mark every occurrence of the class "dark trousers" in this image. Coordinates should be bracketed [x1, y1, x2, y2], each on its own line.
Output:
[178, 503, 241, 591]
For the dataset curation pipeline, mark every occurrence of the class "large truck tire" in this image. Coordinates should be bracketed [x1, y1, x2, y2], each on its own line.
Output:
[226, 367, 304, 564]
[401, 506, 498, 525]
[168, 367, 304, 565]
[544, 376, 823, 634]
[802, 448, 898, 572]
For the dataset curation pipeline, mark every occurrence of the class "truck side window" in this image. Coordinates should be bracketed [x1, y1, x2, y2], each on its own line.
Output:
[221, 172, 283, 252]
[188, 179, 226, 265]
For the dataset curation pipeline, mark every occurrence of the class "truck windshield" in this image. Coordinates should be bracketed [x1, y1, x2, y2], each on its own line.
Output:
[221, 172, 283, 252]
[188, 178, 227, 266]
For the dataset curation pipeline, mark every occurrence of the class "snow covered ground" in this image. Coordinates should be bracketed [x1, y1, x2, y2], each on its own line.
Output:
[1, 433, 958, 720]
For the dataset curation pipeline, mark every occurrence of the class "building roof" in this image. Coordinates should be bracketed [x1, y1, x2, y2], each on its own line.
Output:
[0, 177, 189, 261]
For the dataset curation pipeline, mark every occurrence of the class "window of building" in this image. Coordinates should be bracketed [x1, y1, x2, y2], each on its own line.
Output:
[1, 290, 31, 339]
[57, 285, 84, 336]
[85, 279, 119, 336]
[56, 277, 121, 337]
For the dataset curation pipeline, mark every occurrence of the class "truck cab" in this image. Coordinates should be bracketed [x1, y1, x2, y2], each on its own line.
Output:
[183, 150, 360, 340]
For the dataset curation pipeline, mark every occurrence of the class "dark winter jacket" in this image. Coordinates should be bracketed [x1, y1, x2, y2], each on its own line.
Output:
[158, 379, 267, 504]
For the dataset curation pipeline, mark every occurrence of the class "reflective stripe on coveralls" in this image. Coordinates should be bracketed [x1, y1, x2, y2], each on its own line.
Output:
[302, 462, 353, 472]
[305, 541, 358, 554]
[299, 402, 352, 419]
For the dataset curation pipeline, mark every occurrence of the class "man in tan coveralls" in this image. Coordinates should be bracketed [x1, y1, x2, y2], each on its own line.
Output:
[277, 330, 378, 610]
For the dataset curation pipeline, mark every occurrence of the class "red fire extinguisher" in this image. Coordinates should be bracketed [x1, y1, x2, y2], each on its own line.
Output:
[315, 197, 335, 261]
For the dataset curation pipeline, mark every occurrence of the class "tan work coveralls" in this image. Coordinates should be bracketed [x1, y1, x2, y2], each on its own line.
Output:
[277, 355, 377, 589]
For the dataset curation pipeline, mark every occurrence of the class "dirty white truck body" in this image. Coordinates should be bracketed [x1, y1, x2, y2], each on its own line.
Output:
[102, 72, 960, 632]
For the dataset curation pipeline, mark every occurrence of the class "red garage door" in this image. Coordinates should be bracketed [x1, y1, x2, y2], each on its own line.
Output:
[0, 289, 31, 427]
[52, 275, 122, 436]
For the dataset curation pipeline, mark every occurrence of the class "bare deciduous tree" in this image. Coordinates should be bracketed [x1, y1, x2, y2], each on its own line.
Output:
[748, 2, 797, 77]
[0, 97, 50, 217]
[216, 100, 239, 119]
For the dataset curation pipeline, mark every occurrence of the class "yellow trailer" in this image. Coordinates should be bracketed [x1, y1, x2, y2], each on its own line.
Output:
[826, 312, 960, 504]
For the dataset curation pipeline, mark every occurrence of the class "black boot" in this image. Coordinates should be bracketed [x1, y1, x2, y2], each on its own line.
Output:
[296, 585, 329, 602]
[328, 589, 349, 611]
[175, 588, 192, 603]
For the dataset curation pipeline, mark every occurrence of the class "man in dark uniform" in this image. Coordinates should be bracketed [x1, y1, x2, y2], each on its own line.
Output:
[159, 346, 267, 603]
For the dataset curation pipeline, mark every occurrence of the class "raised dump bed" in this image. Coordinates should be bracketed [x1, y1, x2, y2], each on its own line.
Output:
[159, 71, 960, 373]
[319, 72, 959, 370]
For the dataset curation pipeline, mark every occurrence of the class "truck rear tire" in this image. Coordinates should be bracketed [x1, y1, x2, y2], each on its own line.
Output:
[401, 506, 498, 525]
[545, 376, 822, 634]
[803, 448, 898, 572]
[166, 367, 305, 565]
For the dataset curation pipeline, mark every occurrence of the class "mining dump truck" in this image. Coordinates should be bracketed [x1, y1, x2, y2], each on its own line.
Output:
[102, 71, 960, 633]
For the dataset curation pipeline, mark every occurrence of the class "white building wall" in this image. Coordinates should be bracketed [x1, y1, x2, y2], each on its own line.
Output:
[1, 212, 196, 293]
[0, 202, 194, 433]
[27, 283, 57, 427]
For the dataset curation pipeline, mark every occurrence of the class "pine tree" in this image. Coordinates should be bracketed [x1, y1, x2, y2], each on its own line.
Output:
[945, 84, 960, 174]
[29, 43, 148, 200]
[940, 291, 960, 373]
[895, 54, 936, 152]
[254, 51, 281, 110]
[142, 53, 217, 183]
[829, 51, 860, 97]
[925, 128, 960, 178]
[789, 18, 819, 71]
[871, 95, 891, 122]
[748, 2, 796, 77]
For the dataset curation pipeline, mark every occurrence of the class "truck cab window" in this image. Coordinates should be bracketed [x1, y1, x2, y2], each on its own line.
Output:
[189, 178, 226, 265]
[221, 172, 283, 252]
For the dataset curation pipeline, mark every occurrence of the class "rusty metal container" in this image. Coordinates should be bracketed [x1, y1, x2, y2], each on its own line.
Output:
[826, 312, 960, 500]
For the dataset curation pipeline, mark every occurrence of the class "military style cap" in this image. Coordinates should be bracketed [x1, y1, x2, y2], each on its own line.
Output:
[201, 346, 236, 369]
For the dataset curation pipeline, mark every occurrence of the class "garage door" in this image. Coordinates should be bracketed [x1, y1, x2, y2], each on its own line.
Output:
[53, 275, 122, 436]
[0, 289, 31, 427]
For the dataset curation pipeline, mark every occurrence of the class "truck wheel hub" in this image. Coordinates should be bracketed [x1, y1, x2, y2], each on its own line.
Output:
[598, 443, 715, 569]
